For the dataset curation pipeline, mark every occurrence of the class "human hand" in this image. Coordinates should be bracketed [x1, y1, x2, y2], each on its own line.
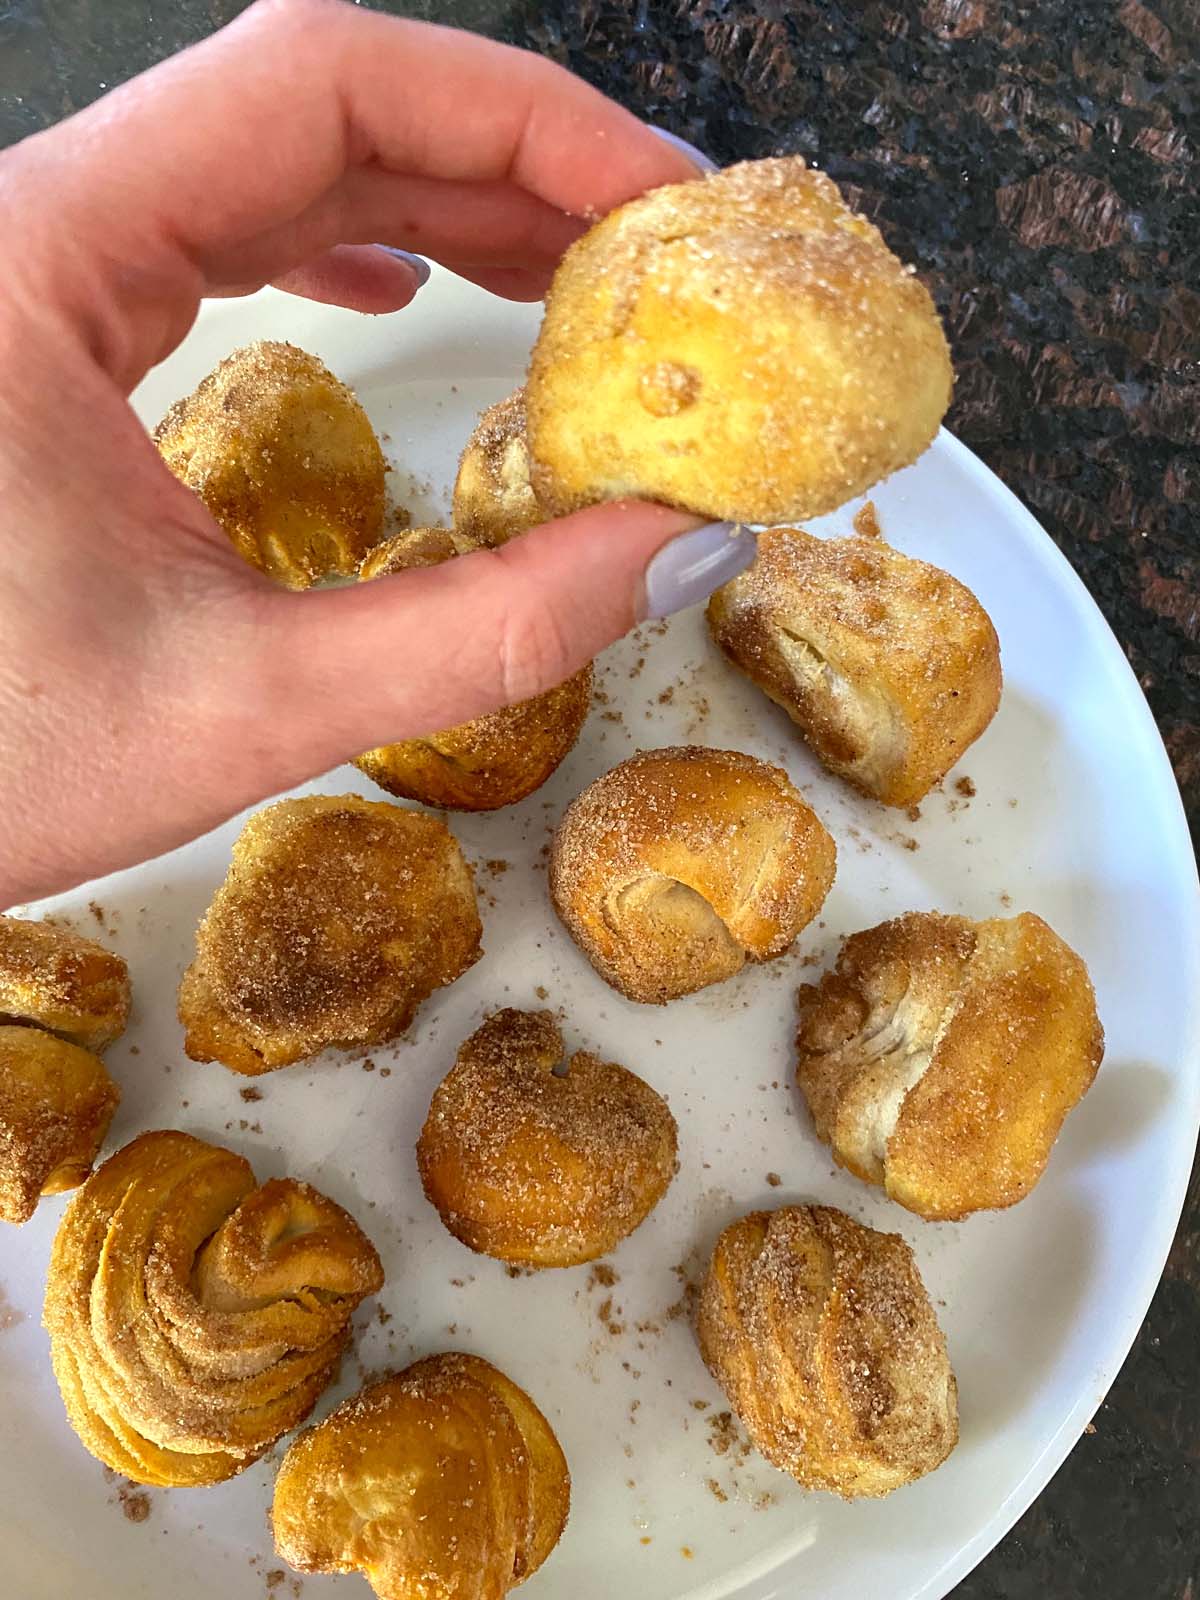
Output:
[0, 0, 754, 908]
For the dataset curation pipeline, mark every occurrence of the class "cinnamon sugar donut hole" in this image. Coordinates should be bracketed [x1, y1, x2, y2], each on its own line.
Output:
[527, 158, 952, 524]
[418, 1008, 677, 1268]
[452, 390, 543, 547]
[354, 529, 592, 811]
[698, 1204, 958, 1498]
[550, 746, 836, 1004]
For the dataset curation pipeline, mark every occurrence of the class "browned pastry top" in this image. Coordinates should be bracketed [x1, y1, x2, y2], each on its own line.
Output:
[697, 1204, 957, 1498]
[527, 157, 951, 524]
[43, 1129, 382, 1487]
[0, 1025, 119, 1224]
[155, 339, 386, 588]
[0, 914, 130, 1051]
[550, 745, 836, 1003]
[452, 389, 544, 547]
[418, 1008, 677, 1266]
[707, 527, 1002, 806]
[273, 1352, 570, 1600]
[796, 910, 1104, 1219]
[179, 793, 482, 1073]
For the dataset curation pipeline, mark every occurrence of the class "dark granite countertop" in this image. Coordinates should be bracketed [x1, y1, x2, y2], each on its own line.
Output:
[2, 2, 1197, 1595]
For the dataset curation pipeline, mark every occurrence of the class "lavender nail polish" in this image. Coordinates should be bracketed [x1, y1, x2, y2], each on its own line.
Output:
[642, 523, 756, 619]
[374, 246, 431, 286]
[647, 125, 719, 174]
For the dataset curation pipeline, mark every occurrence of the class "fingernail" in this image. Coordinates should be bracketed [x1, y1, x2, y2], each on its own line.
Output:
[647, 125, 719, 173]
[374, 246, 431, 286]
[642, 522, 756, 619]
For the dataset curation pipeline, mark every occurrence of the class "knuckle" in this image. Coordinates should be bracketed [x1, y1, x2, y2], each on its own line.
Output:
[494, 598, 574, 705]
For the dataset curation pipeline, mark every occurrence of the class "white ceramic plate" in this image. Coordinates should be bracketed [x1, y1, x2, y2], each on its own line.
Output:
[3, 275, 1198, 1600]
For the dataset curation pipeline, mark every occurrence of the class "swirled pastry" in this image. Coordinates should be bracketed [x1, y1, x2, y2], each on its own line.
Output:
[273, 1352, 569, 1600]
[355, 531, 592, 811]
[179, 795, 481, 1074]
[795, 911, 1104, 1220]
[0, 914, 130, 1050]
[707, 528, 1001, 806]
[550, 746, 836, 1003]
[452, 390, 543, 547]
[155, 340, 386, 588]
[698, 1205, 957, 1498]
[0, 1027, 119, 1224]
[43, 1130, 383, 1486]
[418, 1009, 677, 1267]
[527, 157, 952, 525]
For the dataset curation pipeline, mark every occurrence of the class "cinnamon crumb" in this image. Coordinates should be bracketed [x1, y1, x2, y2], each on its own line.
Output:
[766, 1171, 782, 1187]
[955, 775, 976, 798]
[240, 1086, 263, 1102]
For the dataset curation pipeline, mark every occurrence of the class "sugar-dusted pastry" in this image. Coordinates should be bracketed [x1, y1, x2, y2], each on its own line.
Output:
[179, 794, 481, 1074]
[550, 746, 836, 1004]
[707, 527, 1001, 806]
[273, 1352, 570, 1600]
[43, 1130, 383, 1486]
[355, 530, 592, 810]
[527, 157, 951, 525]
[796, 911, 1104, 1221]
[418, 1009, 677, 1267]
[452, 389, 543, 547]
[155, 340, 386, 588]
[698, 1205, 957, 1498]
[0, 914, 130, 1050]
[0, 1027, 120, 1224]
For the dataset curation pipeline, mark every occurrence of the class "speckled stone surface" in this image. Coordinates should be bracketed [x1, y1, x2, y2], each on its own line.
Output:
[1, 2, 1196, 1595]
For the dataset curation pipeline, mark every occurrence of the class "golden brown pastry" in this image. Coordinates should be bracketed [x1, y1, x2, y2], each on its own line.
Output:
[550, 746, 836, 1004]
[707, 527, 1001, 806]
[452, 389, 543, 547]
[418, 1008, 677, 1267]
[179, 794, 481, 1074]
[155, 340, 386, 588]
[273, 1352, 569, 1600]
[354, 529, 592, 810]
[796, 911, 1104, 1221]
[527, 157, 952, 525]
[0, 1027, 120, 1224]
[0, 914, 130, 1050]
[697, 1204, 957, 1498]
[43, 1130, 383, 1487]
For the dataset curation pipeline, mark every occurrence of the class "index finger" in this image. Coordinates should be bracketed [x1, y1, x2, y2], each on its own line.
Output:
[29, 0, 700, 265]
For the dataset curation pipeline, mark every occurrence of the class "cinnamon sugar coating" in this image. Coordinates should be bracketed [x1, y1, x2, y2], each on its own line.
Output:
[527, 158, 952, 524]
[550, 746, 836, 1004]
[418, 1009, 677, 1267]
[0, 1026, 119, 1224]
[697, 1204, 957, 1497]
[452, 389, 544, 547]
[796, 911, 1104, 1220]
[43, 1130, 383, 1486]
[0, 914, 130, 1051]
[179, 794, 481, 1074]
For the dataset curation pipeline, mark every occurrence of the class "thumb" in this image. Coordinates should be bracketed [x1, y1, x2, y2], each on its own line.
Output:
[260, 501, 757, 766]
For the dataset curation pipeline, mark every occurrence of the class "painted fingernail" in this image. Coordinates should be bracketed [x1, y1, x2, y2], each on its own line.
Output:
[642, 523, 756, 619]
[374, 246, 431, 286]
[647, 125, 719, 173]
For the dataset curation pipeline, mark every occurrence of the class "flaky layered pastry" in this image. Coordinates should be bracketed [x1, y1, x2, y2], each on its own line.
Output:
[155, 340, 386, 588]
[355, 531, 592, 810]
[0, 1026, 120, 1224]
[418, 1008, 677, 1267]
[698, 1205, 957, 1498]
[527, 157, 952, 525]
[796, 911, 1104, 1220]
[0, 914, 130, 1050]
[43, 1130, 383, 1486]
[707, 528, 1001, 806]
[273, 1352, 570, 1600]
[550, 746, 836, 1003]
[452, 389, 544, 547]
